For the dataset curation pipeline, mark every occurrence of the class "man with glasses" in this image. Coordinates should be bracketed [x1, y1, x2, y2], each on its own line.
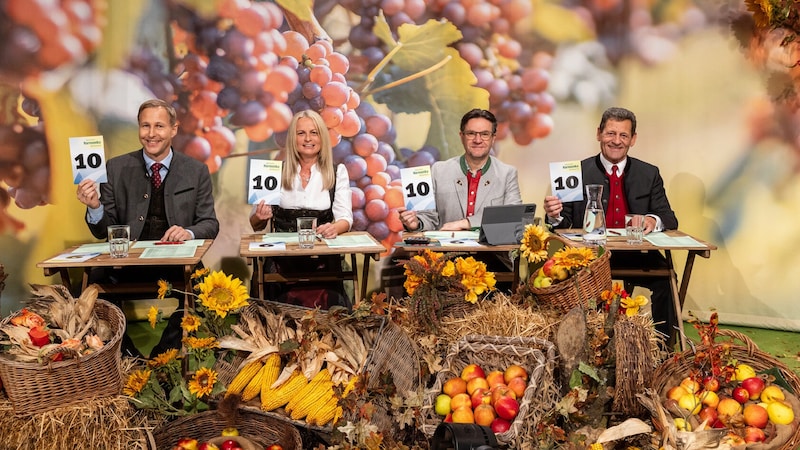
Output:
[399, 108, 522, 232]
[543, 106, 679, 346]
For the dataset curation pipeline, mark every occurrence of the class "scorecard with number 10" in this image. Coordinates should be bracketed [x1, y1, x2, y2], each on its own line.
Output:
[248, 159, 282, 205]
[70, 135, 108, 184]
[549, 160, 584, 202]
[400, 165, 436, 211]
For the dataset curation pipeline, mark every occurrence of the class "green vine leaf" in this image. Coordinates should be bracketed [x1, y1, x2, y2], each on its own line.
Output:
[370, 18, 489, 160]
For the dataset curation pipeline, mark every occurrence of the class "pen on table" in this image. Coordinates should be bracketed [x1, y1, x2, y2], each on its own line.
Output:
[155, 241, 184, 245]
[608, 230, 621, 236]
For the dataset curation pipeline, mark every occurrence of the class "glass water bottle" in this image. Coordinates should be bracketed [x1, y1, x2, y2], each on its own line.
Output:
[582, 184, 607, 246]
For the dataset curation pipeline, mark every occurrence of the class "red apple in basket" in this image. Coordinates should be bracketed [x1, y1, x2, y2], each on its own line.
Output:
[507, 377, 527, 398]
[742, 377, 766, 400]
[702, 375, 720, 393]
[743, 403, 769, 428]
[266, 445, 284, 450]
[175, 438, 198, 450]
[220, 439, 241, 450]
[461, 364, 486, 382]
[744, 426, 767, 443]
[490, 417, 511, 434]
[198, 443, 220, 450]
[732, 386, 750, 404]
[494, 396, 520, 421]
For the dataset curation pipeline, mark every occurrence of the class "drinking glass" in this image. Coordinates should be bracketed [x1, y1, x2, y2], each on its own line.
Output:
[108, 225, 130, 258]
[296, 217, 317, 249]
[625, 214, 645, 245]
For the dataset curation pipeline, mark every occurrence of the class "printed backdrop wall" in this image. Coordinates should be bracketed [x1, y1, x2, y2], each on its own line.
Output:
[1, 0, 798, 331]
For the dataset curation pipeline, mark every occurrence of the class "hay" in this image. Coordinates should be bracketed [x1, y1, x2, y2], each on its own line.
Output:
[612, 316, 661, 417]
[0, 394, 153, 450]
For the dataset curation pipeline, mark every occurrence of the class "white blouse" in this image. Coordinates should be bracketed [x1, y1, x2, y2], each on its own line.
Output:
[279, 163, 353, 229]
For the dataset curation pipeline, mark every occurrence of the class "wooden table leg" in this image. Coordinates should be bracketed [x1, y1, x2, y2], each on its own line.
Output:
[665, 251, 687, 351]
[512, 254, 521, 291]
[255, 257, 265, 300]
[359, 253, 376, 303]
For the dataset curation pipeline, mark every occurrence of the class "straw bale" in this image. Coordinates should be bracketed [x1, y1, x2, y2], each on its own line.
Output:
[0, 395, 152, 450]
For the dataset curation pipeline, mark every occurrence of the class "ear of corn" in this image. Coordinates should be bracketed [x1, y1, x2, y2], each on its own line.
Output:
[289, 380, 335, 420]
[225, 359, 264, 396]
[241, 362, 269, 401]
[309, 394, 341, 426]
[260, 370, 308, 411]
[261, 353, 281, 389]
[286, 368, 332, 415]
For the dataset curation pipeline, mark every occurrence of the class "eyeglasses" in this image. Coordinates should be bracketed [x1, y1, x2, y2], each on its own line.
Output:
[463, 130, 494, 140]
[601, 131, 632, 142]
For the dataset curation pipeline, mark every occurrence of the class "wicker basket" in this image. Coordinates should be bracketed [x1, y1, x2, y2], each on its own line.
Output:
[651, 329, 800, 450]
[0, 298, 125, 416]
[530, 235, 612, 313]
[150, 408, 302, 450]
[420, 334, 558, 446]
[216, 299, 421, 433]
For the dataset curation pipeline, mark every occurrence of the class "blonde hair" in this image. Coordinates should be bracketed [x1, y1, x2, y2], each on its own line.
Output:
[283, 110, 335, 191]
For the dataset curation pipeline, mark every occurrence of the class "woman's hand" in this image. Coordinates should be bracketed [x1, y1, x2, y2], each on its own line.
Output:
[316, 222, 338, 239]
[253, 201, 273, 220]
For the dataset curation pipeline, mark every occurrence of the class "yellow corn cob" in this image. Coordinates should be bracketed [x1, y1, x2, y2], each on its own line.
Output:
[260, 353, 281, 390]
[286, 369, 332, 414]
[305, 388, 336, 424]
[260, 370, 308, 411]
[241, 362, 269, 401]
[289, 380, 335, 420]
[311, 394, 341, 426]
[225, 360, 264, 396]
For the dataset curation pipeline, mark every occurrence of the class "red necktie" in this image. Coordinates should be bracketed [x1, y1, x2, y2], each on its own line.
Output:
[151, 162, 163, 189]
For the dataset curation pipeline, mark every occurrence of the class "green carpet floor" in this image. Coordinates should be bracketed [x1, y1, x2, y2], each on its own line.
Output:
[128, 318, 800, 375]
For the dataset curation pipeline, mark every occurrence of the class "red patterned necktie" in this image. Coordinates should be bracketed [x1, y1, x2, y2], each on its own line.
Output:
[606, 164, 628, 227]
[151, 162, 163, 189]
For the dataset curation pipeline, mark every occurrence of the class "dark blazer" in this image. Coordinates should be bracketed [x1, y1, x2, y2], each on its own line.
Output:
[86, 150, 219, 240]
[557, 155, 678, 230]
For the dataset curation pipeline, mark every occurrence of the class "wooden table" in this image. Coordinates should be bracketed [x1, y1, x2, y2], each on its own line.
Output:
[37, 240, 212, 307]
[559, 229, 717, 350]
[395, 234, 522, 291]
[240, 231, 386, 304]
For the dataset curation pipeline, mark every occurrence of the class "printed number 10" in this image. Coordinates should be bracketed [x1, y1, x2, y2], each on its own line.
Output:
[405, 181, 430, 198]
[553, 175, 579, 191]
[252, 175, 278, 190]
[75, 153, 102, 169]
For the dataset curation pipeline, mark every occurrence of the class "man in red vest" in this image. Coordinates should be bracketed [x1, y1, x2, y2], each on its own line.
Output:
[543, 107, 679, 347]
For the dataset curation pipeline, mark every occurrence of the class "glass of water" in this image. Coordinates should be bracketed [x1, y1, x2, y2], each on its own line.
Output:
[625, 214, 645, 245]
[296, 217, 317, 249]
[108, 225, 130, 257]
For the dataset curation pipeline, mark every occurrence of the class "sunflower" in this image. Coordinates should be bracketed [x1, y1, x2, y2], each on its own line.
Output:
[745, 0, 773, 28]
[520, 224, 549, 264]
[148, 306, 160, 329]
[181, 314, 202, 333]
[456, 256, 496, 303]
[196, 270, 249, 318]
[552, 247, 597, 271]
[621, 294, 648, 317]
[123, 369, 151, 396]
[184, 336, 218, 350]
[157, 279, 171, 299]
[148, 348, 179, 368]
[188, 367, 218, 397]
[190, 267, 210, 281]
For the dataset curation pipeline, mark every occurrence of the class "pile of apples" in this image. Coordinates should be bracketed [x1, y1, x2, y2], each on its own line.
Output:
[530, 259, 570, 288]
[434, 363, 528, 433]
[663, 363, 796, 445]
[172, 429, 284, 450]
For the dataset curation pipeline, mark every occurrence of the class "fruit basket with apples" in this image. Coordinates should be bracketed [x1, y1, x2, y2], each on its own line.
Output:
[650, 327, 800, 449]
[0, 285, 125, 416]
[526, 232, 612, 314]
[151, 408, 302, 450]
[420, 334, 558, 447]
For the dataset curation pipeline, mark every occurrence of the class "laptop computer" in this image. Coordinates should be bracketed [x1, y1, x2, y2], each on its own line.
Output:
[478, 203, 537, 245]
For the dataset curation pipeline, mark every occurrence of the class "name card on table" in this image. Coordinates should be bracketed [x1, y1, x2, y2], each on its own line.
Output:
[400, 165, 435, 211]
[549, 160, 583, 202]
[248, 160, 282, 205]
[70, 135, 108, 183]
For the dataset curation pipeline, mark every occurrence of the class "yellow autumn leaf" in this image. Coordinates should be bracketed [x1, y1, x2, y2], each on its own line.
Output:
[519, 0, 595, 43]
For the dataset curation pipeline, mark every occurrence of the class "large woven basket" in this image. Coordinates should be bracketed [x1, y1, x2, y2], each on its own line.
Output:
[0, 298, 125, 416]
[651, 329, 800, 450]
[530, 236, 612, 313]
[150, 408, 302, 450]
[420, 334, 559, 447]
[215, 299, 421, 433]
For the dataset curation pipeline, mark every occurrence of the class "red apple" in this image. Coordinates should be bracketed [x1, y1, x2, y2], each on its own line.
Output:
[490, 417, 511, 434]
[503, 365, 528, 384]
[542, 259, 556, 277]
[717, 397, 743, 419]
[198, 444, 219, 450]
[490, 385, 516, 406]
[698, 406, 718, 425]
[507, 376, 527, 398]
[220, 440, 239, 450]
[471, 388, 490, 408]
[473, 403, 496, 426]
[485, 370, 506, 389]
[494, 396, 520, 421]
[666, 385, 689, 402]
[266, 446, 284, 450]
[702, 375, 720, 393]
[732, 386, 750, 404]
[744, 426, 766, 443]
[444, 413, 453, 423]
[743, 403, 769, 428]
[741, 377, 766, 400]
[461, 364, 486, 382]
[176, 438, 198, 450]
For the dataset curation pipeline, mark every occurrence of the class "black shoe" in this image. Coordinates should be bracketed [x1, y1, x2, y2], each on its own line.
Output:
[121, 333, 144, 359]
